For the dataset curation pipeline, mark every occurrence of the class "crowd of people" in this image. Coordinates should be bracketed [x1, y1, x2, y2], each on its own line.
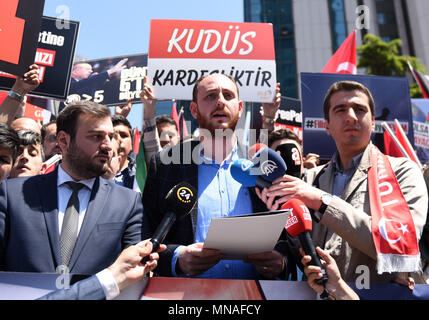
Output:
[0, 62, 428, 301]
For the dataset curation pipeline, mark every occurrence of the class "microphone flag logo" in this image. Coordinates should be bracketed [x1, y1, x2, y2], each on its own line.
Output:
[177, 186, 193, 204]
[260, 160, 278, 176]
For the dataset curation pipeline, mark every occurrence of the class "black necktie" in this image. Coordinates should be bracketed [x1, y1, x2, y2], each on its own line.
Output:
[60, 181, 85, 266]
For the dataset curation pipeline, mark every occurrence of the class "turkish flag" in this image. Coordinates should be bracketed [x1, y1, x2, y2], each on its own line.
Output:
[383, 130, 404, 158]
[394, 122, 421, 166]
[322, 31, 357, 74]
[133, 127, 141, 154]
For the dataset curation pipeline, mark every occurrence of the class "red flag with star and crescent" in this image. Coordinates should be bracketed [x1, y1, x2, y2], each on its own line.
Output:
[322, 30, 357, 74]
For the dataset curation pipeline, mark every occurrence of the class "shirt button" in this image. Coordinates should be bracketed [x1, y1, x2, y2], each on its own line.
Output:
[225, 264, 230, 269]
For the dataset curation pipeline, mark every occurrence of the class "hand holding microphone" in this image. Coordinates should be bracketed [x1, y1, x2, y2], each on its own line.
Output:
[141, 182, 197, 264]
[282, 199, 328, 285]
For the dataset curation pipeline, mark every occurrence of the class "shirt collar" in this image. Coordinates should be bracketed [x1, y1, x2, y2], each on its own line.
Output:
[332, 151, 364, 174]
[199, 142, 239, 166]
[57, 164, 96, 190]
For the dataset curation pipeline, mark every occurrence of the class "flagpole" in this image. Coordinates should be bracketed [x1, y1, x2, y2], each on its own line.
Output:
[381, 122, 409, 158]
[178, 106, 184, 141]
[394, 119, 422, 169]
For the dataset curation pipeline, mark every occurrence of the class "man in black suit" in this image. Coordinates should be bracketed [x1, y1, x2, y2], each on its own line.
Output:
[0, 100, 143, 275]
[141, 73, 296, 279]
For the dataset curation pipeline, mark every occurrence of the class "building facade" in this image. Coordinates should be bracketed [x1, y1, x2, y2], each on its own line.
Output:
[244, 0, 429, 98]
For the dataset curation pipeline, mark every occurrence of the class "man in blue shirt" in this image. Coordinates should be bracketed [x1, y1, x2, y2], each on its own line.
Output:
[141, 73, 295, 279]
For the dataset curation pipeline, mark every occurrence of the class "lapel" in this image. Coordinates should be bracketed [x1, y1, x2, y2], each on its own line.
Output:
[38, 169, 62, 268]
[342, 144, 372, 201]
[67, 177, 111, 270]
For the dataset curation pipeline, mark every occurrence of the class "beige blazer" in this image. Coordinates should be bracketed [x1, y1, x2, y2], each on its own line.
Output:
[305, 143, 428, 283]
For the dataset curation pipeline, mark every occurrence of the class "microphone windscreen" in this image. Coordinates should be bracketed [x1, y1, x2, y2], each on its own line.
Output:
[248, 143, 268, 159]
[252, 147, 287, 182]
[281, 198, 313, 237]
[275, 143, 302, 178]
[230, 159, 257, 187]
[164, 182, 197, 219]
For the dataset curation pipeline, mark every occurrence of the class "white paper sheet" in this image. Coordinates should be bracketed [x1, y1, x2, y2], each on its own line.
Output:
[203, 210, 290, 259]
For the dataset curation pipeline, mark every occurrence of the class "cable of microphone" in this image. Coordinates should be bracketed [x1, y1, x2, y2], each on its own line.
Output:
[282, 199, 328, 286]
[141, 182, 197, 263]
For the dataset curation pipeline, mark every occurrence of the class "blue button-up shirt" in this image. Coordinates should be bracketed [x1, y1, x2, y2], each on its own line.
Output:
[171, 144, 260, 279]
[332, 151, 364, 197]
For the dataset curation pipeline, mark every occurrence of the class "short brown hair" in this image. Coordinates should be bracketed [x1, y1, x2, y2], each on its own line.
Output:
[323, 81, 375, 121]
[57, 101, 111, 139]
[192, 73, 239, 102]
[268, 129, 301, 148]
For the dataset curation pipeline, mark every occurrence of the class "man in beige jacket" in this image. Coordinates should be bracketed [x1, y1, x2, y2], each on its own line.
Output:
[256, 80, 428, 284]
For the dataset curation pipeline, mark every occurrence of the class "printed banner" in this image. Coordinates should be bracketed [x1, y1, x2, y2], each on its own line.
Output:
[0, 0, 45, 76]
[301, 73, 414, 160]
[0, 16, 80, 100]
[411, 99, 429, 163]
[63, 54, 148, 108]
[250, 96, 303, 140]
[147, 19, 277, 102]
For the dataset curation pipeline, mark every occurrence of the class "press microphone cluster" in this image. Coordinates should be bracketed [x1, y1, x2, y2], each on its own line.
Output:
[230, 147, 287, 188]
[282, 198, 328, 285]
[142, 182, 197, 263]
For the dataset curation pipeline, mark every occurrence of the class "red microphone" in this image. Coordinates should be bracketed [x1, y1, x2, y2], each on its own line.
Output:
[248, 143, 268, 159]
[282, 199, 328, 285]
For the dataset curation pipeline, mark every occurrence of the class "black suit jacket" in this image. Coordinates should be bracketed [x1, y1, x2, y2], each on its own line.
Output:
[0, 169, 143, 275]
[142, 139, 297, 278]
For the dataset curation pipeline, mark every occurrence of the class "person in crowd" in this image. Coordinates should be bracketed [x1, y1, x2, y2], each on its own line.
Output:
[10, 117, 41, 135]
[111, 114, 139, 192]
[155, 115, 180, 149]
[9, 130, 45, 178]
[140, 73, 297, 280]
[257, 80, 428, 283]
[0, 123, 20, 182]
[301, 247, 359, 300]
[41, 121, 61, 161]
[0, 64, 40, 126]
[39, 240, 166, 300]
[102, 135, 123, 181]
[0, 101, 143, 275]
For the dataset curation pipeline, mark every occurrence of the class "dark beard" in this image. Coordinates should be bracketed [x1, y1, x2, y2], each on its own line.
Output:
[65, 140, 109, 179]
[196, 109, 240, 136]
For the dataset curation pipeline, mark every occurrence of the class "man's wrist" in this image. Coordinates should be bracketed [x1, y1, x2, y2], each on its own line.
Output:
[7, 90, 24, 103]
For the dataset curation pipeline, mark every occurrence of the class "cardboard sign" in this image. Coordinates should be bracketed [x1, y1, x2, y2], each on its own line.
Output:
[0, 16, 80, 100]
[301, 73, 414, 160]
[0, 0, 45, 76]
[147, 19, 277, 102]
[62, 54, 148, 108]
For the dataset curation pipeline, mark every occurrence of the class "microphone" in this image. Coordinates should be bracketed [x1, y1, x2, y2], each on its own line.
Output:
[230, 148, 287, 188]
[275, 143, 303, 178]
[248, 143, 267, 159]
[142, 182, 197, 263]
[282, 199, 328, 285]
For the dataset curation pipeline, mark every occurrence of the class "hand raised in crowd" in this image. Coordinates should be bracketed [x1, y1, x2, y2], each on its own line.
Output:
[107, 58, 128, 77]
[303, 153, 320, 169]
[301, 247, 359, 300]
[244, 250, 285, 279]
[115, 98, 133, 118]
[255, 174, 324, 211]
[261, 82, 281, 118]
[140, 76, 158, 120]
[177, 243, 223, 276]
[12, 64, 40, 95]
[107, 239, 166, 291]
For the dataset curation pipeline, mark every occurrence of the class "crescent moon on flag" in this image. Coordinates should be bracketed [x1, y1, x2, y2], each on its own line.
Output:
[379, 217, 401, 244]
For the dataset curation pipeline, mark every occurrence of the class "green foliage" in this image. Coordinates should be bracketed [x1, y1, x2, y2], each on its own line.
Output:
[357, 34, 427, 98]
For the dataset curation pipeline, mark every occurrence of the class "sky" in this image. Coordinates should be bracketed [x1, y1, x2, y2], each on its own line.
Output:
[42, 0, 245, 129]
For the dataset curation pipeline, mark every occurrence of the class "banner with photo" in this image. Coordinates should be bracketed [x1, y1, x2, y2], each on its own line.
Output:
[63, 53, 148, 108]
[0, 16, 80, 100]
[250, 96, 302, 140]
[147, 19, 277, 103]
[411, 99, 429, 164]
[0, 0, 45, 76]
[301, 73, 414, 160]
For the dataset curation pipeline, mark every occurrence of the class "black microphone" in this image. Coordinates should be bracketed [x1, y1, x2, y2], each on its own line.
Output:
[141, 182, 197, 263]
[275, 142, 303, 178]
